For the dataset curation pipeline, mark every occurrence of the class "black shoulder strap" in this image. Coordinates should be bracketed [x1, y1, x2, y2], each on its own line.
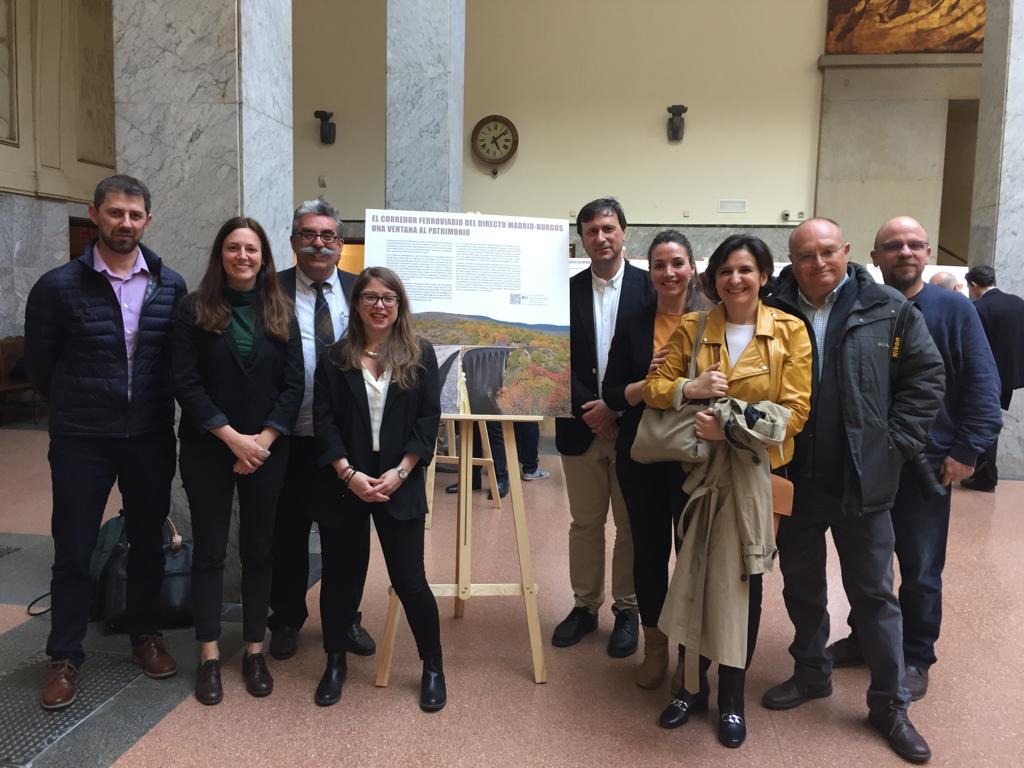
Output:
[888, 299, 915, 383]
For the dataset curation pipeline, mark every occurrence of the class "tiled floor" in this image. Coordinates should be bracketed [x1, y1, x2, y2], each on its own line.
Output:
[0, 425, 1020, 767]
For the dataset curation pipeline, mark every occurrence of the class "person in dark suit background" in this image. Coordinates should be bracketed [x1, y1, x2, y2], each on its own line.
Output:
[551, 198, 654, 657]
[963, 264, 1024, 491]
[173, 217, 304, 705]
[601, 230, 712, 690]
[267, 199, 374, 662]
[311, 267, 443, 710]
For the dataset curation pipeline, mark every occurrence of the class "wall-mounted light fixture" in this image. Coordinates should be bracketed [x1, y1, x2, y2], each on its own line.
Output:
[314, 110, 336, 145]
[667, 104, 687, 142]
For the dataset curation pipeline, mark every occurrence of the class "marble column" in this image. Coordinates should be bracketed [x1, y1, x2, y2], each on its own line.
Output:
[112, 0, 293, 595]
[386, 0, 465, 212]
[112, 0, 293, 287]
[969, 0, 1024, 479]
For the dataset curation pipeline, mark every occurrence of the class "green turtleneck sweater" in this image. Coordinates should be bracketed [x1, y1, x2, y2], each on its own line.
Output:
[224, 286, 257, 361]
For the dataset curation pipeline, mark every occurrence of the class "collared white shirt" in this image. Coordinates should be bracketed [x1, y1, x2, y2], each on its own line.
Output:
[592, 260, 625, 397]
[362, 365, 392, 452]
[293, 267, 350, 436]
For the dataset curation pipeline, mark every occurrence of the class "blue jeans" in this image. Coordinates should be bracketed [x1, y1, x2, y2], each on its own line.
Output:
[846, 460, 951, 667]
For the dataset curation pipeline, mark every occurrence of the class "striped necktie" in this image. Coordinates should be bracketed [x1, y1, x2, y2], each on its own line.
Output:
[312, 281, 335, 359]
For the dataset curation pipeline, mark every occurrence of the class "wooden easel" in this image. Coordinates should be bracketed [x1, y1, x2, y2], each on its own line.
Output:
[424, 417, 502, 530]
[375, 414, 547, 685]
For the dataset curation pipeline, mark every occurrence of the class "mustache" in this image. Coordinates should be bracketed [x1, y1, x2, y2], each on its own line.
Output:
[298, 246, 335, 257]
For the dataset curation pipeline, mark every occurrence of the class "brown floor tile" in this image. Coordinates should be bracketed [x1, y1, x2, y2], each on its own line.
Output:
[0, 602, 32, 633]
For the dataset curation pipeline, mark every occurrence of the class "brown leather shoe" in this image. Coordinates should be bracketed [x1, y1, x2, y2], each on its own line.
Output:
[242, 652, 273, 697]
[41, 659, 79, 711]
[132, 635, 177, 679]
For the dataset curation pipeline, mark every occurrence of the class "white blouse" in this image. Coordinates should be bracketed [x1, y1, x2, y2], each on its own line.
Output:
[362, 365, 392, 451]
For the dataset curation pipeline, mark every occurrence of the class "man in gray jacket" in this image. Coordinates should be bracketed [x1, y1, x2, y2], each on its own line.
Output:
[761, 218, 944, 765]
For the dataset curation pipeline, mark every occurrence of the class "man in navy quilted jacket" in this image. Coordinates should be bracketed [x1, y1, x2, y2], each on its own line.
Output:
[25, 174, 187, 710]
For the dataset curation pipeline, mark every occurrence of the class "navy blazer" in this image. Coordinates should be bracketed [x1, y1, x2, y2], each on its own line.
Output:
[555, 261, 654, 455]
[601, 302, 658, 461]
[313, 339, 441, 522]
[172, 292, 305, 441]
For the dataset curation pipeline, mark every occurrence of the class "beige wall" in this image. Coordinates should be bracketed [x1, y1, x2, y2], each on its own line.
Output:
[292, 0, 385, 220]
[815, 55, 981, 261]
[463, 0, 826, 223]
[937, 99, 978, 265]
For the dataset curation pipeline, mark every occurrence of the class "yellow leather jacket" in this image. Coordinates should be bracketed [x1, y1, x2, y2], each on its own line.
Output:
[642, 301, 812, 467]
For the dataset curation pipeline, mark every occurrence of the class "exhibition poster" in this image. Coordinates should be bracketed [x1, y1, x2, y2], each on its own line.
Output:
[365, 209, 571, 417]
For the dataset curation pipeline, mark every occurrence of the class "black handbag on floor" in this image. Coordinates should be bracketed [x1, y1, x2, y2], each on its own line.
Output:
[96, 511, 194, 633]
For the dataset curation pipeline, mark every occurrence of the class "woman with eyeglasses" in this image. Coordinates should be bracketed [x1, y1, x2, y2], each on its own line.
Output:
[311, 266, 443, 710]
[173, 217, 304, 705]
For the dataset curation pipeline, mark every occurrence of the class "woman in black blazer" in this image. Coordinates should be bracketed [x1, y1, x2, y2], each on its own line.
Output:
[602, 230, 712, 691]
[173, 217, 303, 705]
[312, 266, 443, 710]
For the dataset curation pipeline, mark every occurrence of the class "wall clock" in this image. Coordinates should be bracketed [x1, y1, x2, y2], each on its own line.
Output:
[470, 115, 519, 165]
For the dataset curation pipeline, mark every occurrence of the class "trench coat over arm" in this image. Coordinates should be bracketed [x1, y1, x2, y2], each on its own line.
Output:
[658, 397, 791, 696]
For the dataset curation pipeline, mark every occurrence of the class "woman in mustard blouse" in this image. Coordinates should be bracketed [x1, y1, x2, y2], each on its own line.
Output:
[602, 230, 712, 688]
[642, 234, 811, 748]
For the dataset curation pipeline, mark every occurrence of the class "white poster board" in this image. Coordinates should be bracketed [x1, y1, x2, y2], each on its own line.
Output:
[365, 209, 571, 417]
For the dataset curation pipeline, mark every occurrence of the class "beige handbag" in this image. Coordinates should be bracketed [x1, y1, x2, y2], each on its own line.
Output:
[630, 312, 710, 464]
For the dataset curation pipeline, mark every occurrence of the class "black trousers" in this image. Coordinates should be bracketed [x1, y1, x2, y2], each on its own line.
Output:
[616, 454, 686, 627]
[267, 436, 369, 632]
[778, 483, 910, 710]
[468, 421, 542, 482]
[317, 470, 441, 659]
[180, 436, 289, 644]
[46, 431, 176, 666]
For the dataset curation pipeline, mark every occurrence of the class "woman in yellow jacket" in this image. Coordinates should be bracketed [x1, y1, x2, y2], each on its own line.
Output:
[643, 234, 812, 748]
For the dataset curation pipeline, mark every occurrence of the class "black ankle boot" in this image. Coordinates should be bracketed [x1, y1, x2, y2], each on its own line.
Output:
[315, 652, 346, 707]
[717, 665, 747, 748]
[420, 656, 447, 712]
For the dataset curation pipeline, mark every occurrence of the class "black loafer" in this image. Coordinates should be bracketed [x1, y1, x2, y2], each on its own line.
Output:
[420, 656, 447, 712]
[959, 477, 995, 493]
[658, 691, 708, 729]
[718, 712, 747, 748]
[761, 676, 832, 710]
[869, 702, 932, 764]
[446, 479, 481, 494]
[269, 625, 299, 660]
[343, 612, 376, 656]
[314, 652, 346, 707]
[551, 607, 598, 647]
[607, 609, 639, 658]
[242, 652, 274, 697]
[195, 659, 223, 706]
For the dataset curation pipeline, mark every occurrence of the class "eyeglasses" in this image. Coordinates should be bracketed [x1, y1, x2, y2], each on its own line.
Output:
[296, 229, 340, 243]
[879, 240, 928, 253]
[359, 292, 399, 307]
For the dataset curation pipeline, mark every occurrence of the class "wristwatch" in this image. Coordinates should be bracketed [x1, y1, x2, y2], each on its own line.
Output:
[395, 466, 409, 481]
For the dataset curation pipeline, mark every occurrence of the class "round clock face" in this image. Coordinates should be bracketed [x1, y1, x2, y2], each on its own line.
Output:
[471, 115, 519, 164]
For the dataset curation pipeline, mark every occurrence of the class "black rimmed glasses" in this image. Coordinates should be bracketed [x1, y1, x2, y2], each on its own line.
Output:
[879, 240, 928, 253]
[296, 229, 340, 243]
[359, 292, 400, 307]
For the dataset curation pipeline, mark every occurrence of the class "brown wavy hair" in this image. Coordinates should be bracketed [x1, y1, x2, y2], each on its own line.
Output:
[330, 267, 422, 390]
[194, 217, 292, 341]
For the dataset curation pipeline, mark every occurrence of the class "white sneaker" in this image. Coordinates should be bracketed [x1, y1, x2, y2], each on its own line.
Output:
[521, 468, 550, 481]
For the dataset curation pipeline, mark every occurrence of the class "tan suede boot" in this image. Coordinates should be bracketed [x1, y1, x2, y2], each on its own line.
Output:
[636, 626, 669, 689]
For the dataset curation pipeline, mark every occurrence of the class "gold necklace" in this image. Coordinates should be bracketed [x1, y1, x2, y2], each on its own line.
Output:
[363, 348, 380, 358]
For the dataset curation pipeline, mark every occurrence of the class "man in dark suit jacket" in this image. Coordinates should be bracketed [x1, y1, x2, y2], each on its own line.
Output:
[962, 264, 1024, 491]
[552, 198, 653, 656]
[266, 199, 374, 659]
